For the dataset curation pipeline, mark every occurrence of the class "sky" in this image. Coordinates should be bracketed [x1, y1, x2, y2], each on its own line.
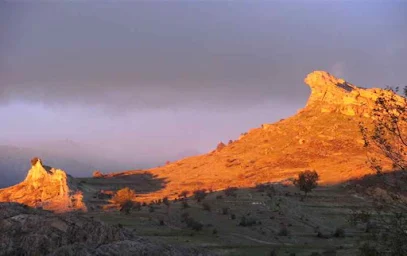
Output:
[0, 1, 406, 171]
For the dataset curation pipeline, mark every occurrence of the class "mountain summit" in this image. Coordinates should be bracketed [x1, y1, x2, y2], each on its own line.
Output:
[0, 158, 86, 212]
[304, 70, 404, 116]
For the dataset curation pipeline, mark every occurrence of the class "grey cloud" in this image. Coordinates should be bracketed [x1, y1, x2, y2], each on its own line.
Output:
[1, 2, 406, 110]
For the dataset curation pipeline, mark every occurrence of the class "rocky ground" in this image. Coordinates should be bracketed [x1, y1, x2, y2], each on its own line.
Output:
[0, 202, 215, 256]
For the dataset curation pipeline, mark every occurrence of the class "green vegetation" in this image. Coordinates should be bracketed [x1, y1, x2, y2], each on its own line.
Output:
[293, 170, 319, 200]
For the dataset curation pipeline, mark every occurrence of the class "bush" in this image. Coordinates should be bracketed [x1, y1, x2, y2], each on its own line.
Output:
[230, 213, 236, 220]
[222, 207, 229, 215]
[333, 227, 345, 238]
[255, 184, 270, 192]
[181, 200, 190, 209]
[193, 189, 207, 202]
[119, 200, 134, 215]
[184, 216, 203, 231]
[202, 202, 211, 211]
[181, 212, 190, 222]
[180, 190, 189, 198]
[293, 170, 319, 200]
[163, 197, 170, 206]
[239, 216, 258, 227]
[112, 187, 136, 206]
[224, 187, 238, 197]
[216, 195, 223, 200]
[358, 243, 380, 256]
[278, 226, 289, 236]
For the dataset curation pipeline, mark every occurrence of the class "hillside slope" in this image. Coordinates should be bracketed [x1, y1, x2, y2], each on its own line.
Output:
[96, 71, 400, 201]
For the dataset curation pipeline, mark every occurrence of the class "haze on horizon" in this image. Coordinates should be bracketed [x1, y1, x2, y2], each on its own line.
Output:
[0, 1, 406, 176]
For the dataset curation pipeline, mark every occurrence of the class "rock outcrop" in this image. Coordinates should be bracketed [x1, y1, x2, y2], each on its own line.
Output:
[0, 202, 213, 256]
[0, 159, 86, 212]
[304, 70, 405, 117]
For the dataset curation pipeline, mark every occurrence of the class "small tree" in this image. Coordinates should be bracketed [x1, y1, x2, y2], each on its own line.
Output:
[193, 189, 207, 202]
[119, 200, 134, 215]
[359, 86, 407, 173]
[293, 170, 319, 200]
[179, 190, 189, 199]
[112, 187, 136, 206]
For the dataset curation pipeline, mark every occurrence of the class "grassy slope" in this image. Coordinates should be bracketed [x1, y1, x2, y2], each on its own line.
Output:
[87, 182, 376, 256]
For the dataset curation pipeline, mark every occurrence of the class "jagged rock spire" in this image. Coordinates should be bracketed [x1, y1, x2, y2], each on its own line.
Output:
[304, 70, 404, 117]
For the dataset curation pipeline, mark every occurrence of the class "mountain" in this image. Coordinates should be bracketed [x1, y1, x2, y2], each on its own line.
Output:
[107, 70, 398, 201]
[0, 70, 401, 209]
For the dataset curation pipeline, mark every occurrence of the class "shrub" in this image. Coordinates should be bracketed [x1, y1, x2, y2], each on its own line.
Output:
[358, 243, 380, 256]
[293, 170, 319, 200]
[202, 202, 211, 211]
[224, 187, 238, 197]
[255, 184, 268, 192]
[180, 190, 189, 199]
[230, 213, 236, 220]
[193, 189, 207, 202]
[181, 212, 190, 222]
[184, 216, 203, 231]
[149, 206, 155, 213]
[212, 228, 218, 235]
[333, 227, 345, 238]
[163, 197, 170, 206]
[181, 200, 190, 209]
[239, 216, 258, 227]
[278, 226, 289, 236]
[112, 187, 136, 206]
[119, 200, 134, 215]
[216, 195, 223, 200]
[222, 207, 229, 215]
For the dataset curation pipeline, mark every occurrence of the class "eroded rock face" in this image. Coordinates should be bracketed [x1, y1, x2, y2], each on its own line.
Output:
[0, 203, 212, 256]
[304, 70, 405, 117]
[0, 159, 86, 212]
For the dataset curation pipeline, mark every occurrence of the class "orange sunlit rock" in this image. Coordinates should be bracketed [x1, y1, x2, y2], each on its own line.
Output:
[0, 159, 86, 212]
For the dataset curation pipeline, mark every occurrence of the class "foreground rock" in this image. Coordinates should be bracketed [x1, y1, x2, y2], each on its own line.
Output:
[0, 159, 86, 212]
[0, 203, 214, 256]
